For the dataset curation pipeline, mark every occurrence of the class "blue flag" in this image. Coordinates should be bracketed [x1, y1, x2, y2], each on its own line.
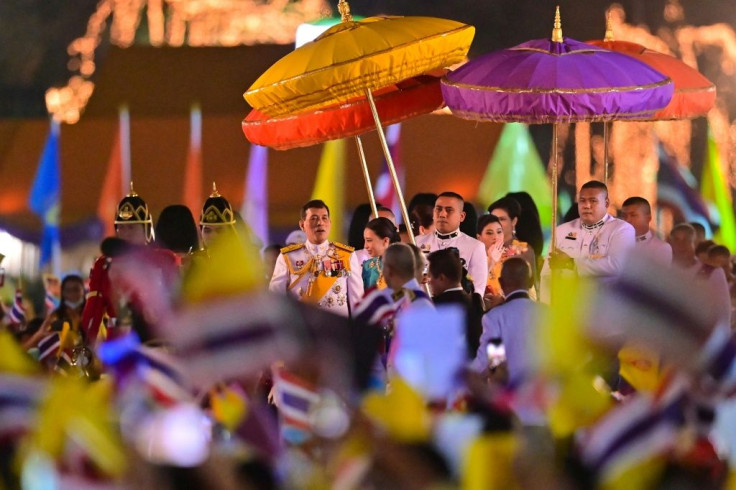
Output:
[29, 120, 61, 273]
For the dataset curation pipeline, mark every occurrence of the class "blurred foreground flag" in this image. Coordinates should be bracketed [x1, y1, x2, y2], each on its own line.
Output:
[29, 119, 61, 274]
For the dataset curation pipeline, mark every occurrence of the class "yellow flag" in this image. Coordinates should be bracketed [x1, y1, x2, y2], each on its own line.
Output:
[362, 378, 432, 443]
[537, 275, 612, 437]
[0, 331, 39, 374]
[462, 433, 519, 490]
[210, 384, 248, 432]
[28, 377, 126, 477]
[311, 139, 346, 243]
[181, 228, 265, 303]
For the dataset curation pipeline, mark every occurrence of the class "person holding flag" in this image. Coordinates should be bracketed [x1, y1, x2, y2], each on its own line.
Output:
[82, 183, 171, 343]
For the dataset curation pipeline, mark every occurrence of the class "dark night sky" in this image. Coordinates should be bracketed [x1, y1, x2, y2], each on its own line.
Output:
[0, 0, 734, 118]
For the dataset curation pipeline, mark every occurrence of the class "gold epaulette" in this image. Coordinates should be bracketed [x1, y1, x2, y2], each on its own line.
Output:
[281, 243, 305, 254]
[333, 241, 355, 253]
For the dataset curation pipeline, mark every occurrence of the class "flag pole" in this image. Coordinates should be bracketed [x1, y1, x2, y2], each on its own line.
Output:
[354, 136, 378, 218]
[365, 89, 414, 246]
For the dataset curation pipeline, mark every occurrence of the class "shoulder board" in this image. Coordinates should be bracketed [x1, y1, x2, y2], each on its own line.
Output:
[333, 242, 355, 252]
[280, 243, 305, 254]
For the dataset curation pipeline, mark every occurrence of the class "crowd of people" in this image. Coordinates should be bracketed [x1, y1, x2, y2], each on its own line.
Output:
[1, 178, 736, 488]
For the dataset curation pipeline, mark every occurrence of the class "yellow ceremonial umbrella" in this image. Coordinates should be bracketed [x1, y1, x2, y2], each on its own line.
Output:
[244, 0, 475, 240]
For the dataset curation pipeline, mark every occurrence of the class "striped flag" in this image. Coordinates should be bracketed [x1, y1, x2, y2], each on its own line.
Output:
[97, 333, 191, 407]
[272, 367, 319, 444]
[161, 292, 303, 386]
[241, 144, 269, 246]
[8, 290, 26, 325]
[44, 292, 58, 316]
[311, 138, 347, 242]
[580, 376, 688, 485]
[0, 374, 47, 440]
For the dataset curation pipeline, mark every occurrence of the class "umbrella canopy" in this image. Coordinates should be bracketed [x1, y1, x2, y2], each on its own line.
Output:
[441, 25, 674, 124]
[242, 74, 444, 150]
[586, 40, 715, 121]
[244, 8, 474, 117]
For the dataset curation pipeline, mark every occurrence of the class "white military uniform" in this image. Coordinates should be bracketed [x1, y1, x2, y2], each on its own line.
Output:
[269, 240, 364, 317]
[635, 230, 672, 265]
[541, 214, 635, 298]
[415, 229, 488, 295]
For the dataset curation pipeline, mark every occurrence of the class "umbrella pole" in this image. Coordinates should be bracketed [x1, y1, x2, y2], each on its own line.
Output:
[354, 136, 379, 218]
[552, 123, 559, 250]
[603, 121, 610, 184]
[365, 88, 416, 246]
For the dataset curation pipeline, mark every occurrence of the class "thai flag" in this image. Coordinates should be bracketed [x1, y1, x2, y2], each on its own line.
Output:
[0, 374, 47, 440]
[272, 367, 319, 445]
[8, 290, 25, 325]
[98, 333, 191, 407]
[160, 292, 303, 386]
[580, 376, 688, 482]
[45, 291, 59, 315]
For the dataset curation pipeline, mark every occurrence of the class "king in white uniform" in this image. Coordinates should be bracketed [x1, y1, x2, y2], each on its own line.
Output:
[542, 181, 635, 294]
[269, 200, 364, 317]
[414, 192, 488, 295]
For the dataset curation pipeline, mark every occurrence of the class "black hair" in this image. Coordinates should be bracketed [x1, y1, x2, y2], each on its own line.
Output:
[461, 201, 478, 237]
[477, 214, 502, 234]
[622, 196, 651, 214]
[581, 180, 609, 197]
[437, 191, 465, 204]
[365, 217, 400, 244]
[506, 191, 544, 258]
[409, 203, 434, 236]
[348, 203, 375, 249]
[488, 196, 522, 221]
[155, 204, 200, 253]
[301, 199, 330, 220]
[427, 248, 462, 284]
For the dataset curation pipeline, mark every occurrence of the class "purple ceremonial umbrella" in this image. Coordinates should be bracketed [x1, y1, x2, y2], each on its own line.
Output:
[441, 7, 674, 245]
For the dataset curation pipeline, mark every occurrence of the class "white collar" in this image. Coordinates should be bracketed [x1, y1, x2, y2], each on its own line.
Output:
[443, 286, 464, 293]
[434, 229, 461, 240]
[305, 240, 330, 255]
[637, 230, 653, 242]
[581, 214, 611, 230]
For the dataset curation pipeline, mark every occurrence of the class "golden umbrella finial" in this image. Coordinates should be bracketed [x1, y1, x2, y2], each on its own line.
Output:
[551, 5, 563, 43]
[210, 182, 221, 197]
[338, 0, 353, 23]
[604, 11, 615, 41]
[128, 181, 138, 197]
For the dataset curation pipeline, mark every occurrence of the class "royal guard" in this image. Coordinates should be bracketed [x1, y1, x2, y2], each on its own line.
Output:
[269, 199, 364, 317]
[82, 183, 176, 343]
[200, 182, 237, 249]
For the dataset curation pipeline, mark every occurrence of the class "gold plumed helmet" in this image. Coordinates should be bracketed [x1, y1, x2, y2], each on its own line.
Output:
[200, 182, 236, 227]
[115, 182, 154, 241]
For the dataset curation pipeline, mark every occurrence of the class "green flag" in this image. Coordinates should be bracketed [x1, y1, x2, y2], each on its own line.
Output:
[311, 139, 347, 242]
[476, 123, 553, 230]
[701, 128, 736, 249]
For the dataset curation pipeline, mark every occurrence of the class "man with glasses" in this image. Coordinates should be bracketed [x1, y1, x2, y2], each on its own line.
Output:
[415, 192, 488, 296]
[269, 199, 364, 317]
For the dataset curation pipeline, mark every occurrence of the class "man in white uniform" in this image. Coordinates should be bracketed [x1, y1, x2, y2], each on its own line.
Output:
[269, 199, 364, 317]
[621, 196, 672, 265]
[669, 223, 731, 327]
[542, 181, 635, 292]
[415, 192, 488, 295]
